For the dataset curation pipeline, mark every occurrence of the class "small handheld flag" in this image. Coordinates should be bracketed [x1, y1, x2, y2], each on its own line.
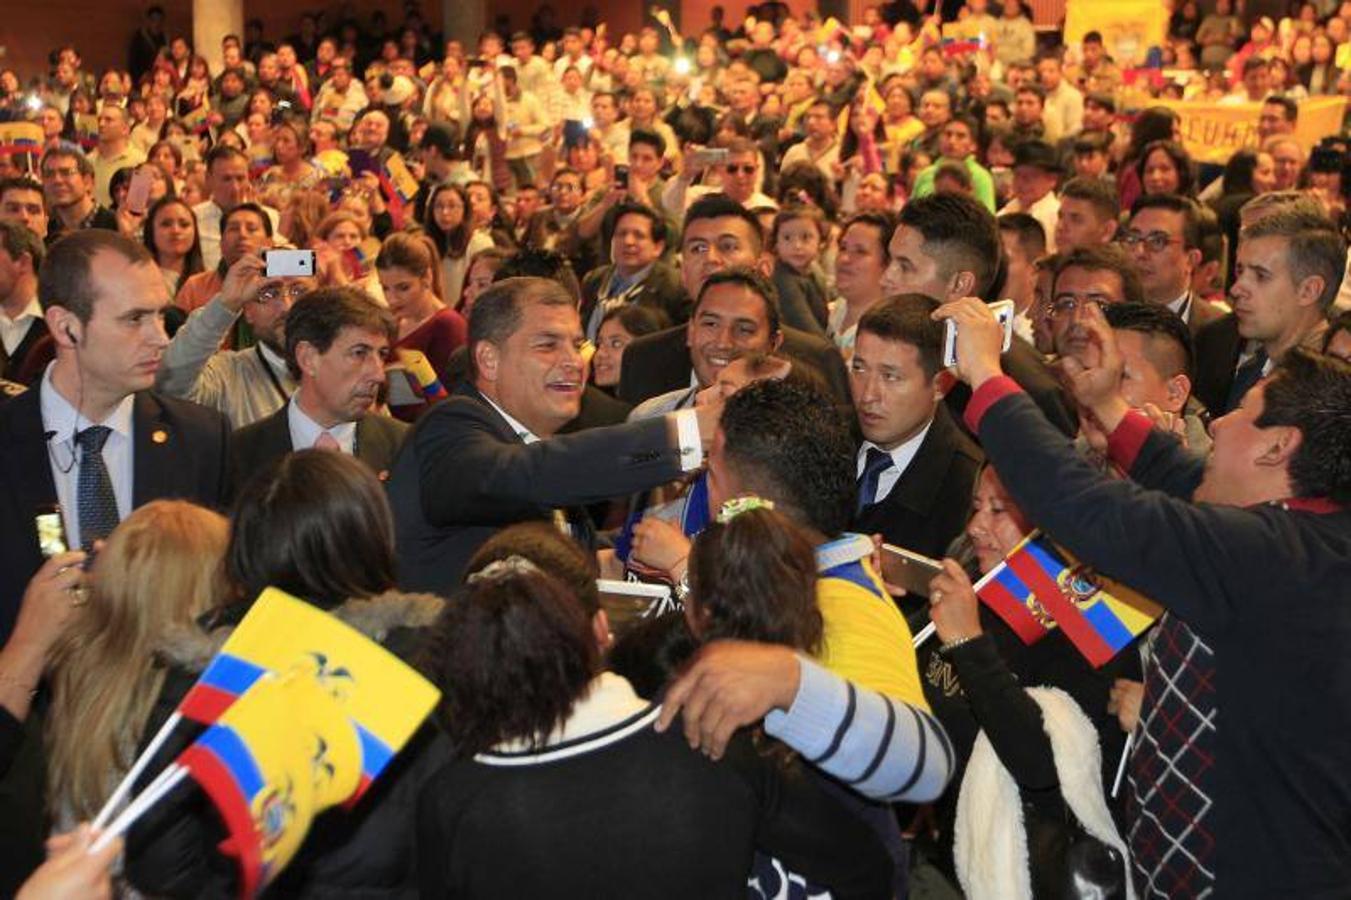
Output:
[393, 348, 449, 403]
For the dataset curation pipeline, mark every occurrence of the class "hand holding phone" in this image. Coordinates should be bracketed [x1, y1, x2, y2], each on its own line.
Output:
[942, 298, 1015, 369]
[125, 168, 154, 215]
[879, 544, 945, 598]
[265, 249, 316, 278]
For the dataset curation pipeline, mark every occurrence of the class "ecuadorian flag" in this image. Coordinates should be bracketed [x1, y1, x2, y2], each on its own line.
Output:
[179, 672, 361, 898]
[177, 587, 441, 798]
[975, 549, 1054, 646]
[393, 348, 448, 403]
[1003, 533, 1161, 668]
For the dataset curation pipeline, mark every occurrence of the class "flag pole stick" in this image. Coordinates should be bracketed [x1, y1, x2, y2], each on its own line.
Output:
[92, 711, 182, 831]
[1111, 731, 1134, 799]
[90, 763, 189, 855]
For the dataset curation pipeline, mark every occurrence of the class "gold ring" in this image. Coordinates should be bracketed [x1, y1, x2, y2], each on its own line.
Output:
[67, 586, 88, 607]
[931, 589, 944, 605]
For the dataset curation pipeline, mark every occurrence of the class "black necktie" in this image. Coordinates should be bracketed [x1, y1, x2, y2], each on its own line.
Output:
[1226, 348, 1268, 413]
[75, 425, 119, 549]
[856, 447, 895, 514]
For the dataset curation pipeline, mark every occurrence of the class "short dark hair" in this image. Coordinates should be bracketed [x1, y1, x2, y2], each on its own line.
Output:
[1054, 243, 1144, 305]
[683, 193, 764, 254]
[857, 293, 945, 379]
[1103, 301, 1194, 380]
[628, 127, 666, 158]
[1263, 95, 1298, 124]
[599, 302, 670, 338]
[1130, 193, 1202, 249]
[228, 450, 397, 608]
[424, 564, 597, 757]
[493, 248, 582, 303]
[997, 212, 1047, 265]
[41, 143, 93, 179]
[223, 201, 273, 238]
[466, 522, 600, 615]
[687, 506, 823, 653]
[607, 201, 667, 248]
[203, 143, 248, 173]
[1256, 349, 1351, 503]
[38, 230, 152, 321]
[1060, 175, 1119, 222]
[1016, 82, 1046, 102]
[695, 266, 781, 335]
[284, 287, 397, 380]
[719, 378, 856, 537]
[1241, 212, 1348, 312]
[0, 176, 46, 211]
[896, 192, 1001, 299]
[469, 276, 575, 379]
[0, 220, 45, 271]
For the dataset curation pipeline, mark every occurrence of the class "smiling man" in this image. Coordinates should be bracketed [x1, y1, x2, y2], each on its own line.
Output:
[231, 288, 406, 481]
[387, 276, 722, 594]
[578, 203, 685, 341]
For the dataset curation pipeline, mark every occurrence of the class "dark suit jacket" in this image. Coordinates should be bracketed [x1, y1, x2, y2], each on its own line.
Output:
[579, 260, 690, 334]
[853, 405, 984, 564]
[386, 384, 688, 596]
[1188, 293, 1229, 336]
[1193, 312, 1244, 417]
[0, 320, 53, 386]
[231, 405, 409, 489]
[616, 323, 851, 406]
[0, 386, 228, 896]
[944, 336, 1078, 437]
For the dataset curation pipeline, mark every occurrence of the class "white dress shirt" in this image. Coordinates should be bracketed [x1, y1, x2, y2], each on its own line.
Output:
[40, 363, 135, 549]
[1166, 291, 1193, 325]
[287, 393, 356, 454]
[0, 297, 43, 356]
[855, 419, 934, 506]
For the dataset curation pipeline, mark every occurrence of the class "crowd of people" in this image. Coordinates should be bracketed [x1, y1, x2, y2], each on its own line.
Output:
[1, 1, 1350, 898]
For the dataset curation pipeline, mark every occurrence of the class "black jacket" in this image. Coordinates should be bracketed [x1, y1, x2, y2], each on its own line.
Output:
[386, 383, 687, 596]
[943, 337, 1077, 438]
[579, 261, 690, 338]
[125, 591, 450, 899]
[616, 323, 851, 407]
[1192, 312, 1244, 417]
[971, 379, 1351, 897]
[852, 404, 983, 564]
[231, 405, 409, 487]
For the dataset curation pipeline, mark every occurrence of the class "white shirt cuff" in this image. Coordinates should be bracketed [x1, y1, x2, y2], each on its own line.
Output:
[673, 407, 703, 473]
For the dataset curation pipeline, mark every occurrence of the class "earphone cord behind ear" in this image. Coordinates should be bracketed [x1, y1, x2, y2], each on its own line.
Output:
[49, 324, 85, 476]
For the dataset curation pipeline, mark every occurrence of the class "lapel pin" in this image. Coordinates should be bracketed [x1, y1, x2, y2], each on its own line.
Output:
[152, 429, 168, 444]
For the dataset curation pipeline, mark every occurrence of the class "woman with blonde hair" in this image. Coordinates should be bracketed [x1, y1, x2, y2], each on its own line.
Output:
[45, 500, 229, 826]
[277, 188, 332, 251]
[377, 231, 466, 421]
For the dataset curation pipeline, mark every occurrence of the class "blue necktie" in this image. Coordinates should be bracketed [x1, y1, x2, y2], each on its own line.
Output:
[856, 447, 894, 514]
[75, 425, 119, 549]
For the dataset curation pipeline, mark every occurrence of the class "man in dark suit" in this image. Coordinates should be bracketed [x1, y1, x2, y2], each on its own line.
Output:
[0, 222, 53, 385]
[0, 230, 229, 896]
[387, 276, 721, 596]
[232, 287, 407, 487]
[618, 194, 849, 406]
[886, 192, 1078, 435]
[579, 203, 688, 340]
[850, 295, 982, 568]
[1121, 195, 1229, 336]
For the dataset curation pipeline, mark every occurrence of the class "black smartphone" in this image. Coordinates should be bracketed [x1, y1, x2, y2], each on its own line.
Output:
[614, 164, 630, 190]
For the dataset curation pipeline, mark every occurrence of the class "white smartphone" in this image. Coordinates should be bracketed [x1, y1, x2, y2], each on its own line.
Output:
[265, 249, 316, 278]
[943, 299, 1016, 369]
[689, 147, 730, 168]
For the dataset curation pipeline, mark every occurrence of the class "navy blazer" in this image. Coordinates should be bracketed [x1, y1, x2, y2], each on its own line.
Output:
[386, 384, 687, 596]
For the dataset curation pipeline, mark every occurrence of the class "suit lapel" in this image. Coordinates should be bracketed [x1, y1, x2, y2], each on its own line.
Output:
[0, 387, 59, 517]
[132, 392, 176, 507]
[875, 407, 961, 517]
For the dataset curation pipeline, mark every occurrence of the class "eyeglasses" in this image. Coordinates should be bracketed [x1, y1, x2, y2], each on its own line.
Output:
[43, 167, 80, 179]
[723, 164, 757, 175]
[1049, 296, 1110, 318]
[1118, 230, 1183, 254]
[254, 283, 310, 304]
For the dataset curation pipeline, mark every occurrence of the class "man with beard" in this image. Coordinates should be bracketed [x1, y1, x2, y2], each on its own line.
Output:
[157, 204, 314, 428]
[231, 288, 406, 481]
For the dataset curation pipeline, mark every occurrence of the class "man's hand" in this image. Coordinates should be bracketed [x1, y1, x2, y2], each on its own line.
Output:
[218, 253, 266, 312]
[692, 395, 724, 451]
[656, 641, 801, 760]
[630, 517, 691, 579]
[932, 297, 1004, 388]
[1057, 302, 1130, 434]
